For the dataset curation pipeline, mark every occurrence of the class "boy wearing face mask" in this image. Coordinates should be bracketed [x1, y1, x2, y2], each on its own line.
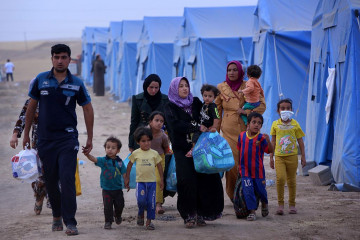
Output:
[269, 98, 306, 216]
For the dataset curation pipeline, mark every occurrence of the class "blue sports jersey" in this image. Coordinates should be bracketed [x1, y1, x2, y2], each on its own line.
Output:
[237, 131, 270, 179]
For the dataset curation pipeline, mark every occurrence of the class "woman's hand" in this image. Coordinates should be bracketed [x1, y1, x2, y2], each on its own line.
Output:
[209, 127, 217, 133]
[200, 125, 207, 132]
[237, 108, 246, 115]
[10, 132, 18, 149]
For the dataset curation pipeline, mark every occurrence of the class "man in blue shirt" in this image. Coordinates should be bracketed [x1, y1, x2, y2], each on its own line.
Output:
[23, 44, 94, 236]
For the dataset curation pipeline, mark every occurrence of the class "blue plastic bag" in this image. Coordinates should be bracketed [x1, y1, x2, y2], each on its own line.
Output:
[122, 154, 136, 189]
[193, 132, 235, 174]
[166, 154, 177, 192]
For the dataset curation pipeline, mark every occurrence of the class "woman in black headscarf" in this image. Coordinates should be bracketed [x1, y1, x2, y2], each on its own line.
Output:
[128, 74, 169, 151]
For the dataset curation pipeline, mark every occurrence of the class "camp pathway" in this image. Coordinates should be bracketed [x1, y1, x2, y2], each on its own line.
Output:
[0, 70, 359, 240]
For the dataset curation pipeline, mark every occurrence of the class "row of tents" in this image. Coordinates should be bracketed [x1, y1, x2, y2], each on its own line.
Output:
[81, 0, 360, 189]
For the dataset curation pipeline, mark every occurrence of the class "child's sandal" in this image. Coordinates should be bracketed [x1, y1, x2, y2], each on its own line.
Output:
[289, 206, 297, 214]
[145, 222, 155, 230]
[276, 205, 284, 215]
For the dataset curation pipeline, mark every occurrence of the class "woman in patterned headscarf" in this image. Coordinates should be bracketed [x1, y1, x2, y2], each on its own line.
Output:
[165, 77, 223, 228]
[215, 61, 266, 217]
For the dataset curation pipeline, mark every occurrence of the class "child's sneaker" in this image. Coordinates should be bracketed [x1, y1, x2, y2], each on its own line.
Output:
[104, 222, 112, 229]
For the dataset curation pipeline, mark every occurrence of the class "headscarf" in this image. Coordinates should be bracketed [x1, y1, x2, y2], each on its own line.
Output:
[143, 74, 162, 111]
[225, 60, 244, 91]
[168, 77, 193, 114]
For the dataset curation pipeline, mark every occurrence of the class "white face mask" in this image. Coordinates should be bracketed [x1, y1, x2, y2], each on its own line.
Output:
[280, 111, 294, 121]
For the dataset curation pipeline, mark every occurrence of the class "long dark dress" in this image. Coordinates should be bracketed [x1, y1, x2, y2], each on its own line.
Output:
[13, 99, 47, 206]
[165, 97, 224, 222]
[93, 59, 105, 96]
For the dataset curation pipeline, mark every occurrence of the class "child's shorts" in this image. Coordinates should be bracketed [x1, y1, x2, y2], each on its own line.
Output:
[241, 177, 268, 210]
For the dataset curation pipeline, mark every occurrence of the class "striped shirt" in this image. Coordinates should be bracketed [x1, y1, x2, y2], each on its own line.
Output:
[237, 131, 270, 179]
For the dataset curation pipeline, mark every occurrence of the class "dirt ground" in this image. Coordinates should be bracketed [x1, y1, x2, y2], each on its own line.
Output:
[0, 41, 359, 240]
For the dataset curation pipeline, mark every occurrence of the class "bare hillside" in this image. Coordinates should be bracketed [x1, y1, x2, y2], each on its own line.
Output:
[0, 40, 81, 82]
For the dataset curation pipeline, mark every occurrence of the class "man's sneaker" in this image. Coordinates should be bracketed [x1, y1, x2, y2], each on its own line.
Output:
[115, 217, 122, 225]
[104, 222, 112, 229]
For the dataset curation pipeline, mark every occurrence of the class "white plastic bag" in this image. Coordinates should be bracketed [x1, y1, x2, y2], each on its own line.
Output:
[11, 148, 39, 183]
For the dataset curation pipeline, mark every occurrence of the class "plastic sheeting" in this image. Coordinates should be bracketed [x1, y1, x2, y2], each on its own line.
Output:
[116, 20, 143, 102]
[249, 0, 318, 134]
[306, 0, 360, 188]
[135, 17, 183, 95]
[105, 22, 122, 93]
[81, 27, 108, 85]
[173, 6, 256, 98]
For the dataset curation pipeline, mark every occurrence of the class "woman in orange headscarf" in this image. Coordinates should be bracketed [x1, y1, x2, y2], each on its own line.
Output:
[215, 61, 266, 204]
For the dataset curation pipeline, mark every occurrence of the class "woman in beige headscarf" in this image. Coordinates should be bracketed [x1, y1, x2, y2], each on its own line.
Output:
[215, 61, 266, 202]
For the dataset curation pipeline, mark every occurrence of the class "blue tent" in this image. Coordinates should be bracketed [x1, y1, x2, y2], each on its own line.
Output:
[174, 6, 256, 97]
[105, 21, 122, 93]
[116, 20, 143, 102]
[306, 0, 360, 188]
[81, 27, 95, 85]
[81, 27, 108, 85]
[249, 0, 319, 134]
[135, 16, 184, 95]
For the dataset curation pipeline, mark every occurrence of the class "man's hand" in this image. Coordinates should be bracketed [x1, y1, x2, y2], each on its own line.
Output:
[82, 138, 93, 155]
[22, 134, 31, 150]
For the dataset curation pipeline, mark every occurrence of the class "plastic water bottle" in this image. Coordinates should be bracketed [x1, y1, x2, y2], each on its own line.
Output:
[266, 179, 275, 186]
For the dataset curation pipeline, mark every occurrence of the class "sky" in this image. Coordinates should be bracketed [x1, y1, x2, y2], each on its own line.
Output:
[0, 0, 257, 42]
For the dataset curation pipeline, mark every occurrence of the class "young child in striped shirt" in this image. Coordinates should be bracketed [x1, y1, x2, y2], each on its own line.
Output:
[237, 112, 274, 221]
